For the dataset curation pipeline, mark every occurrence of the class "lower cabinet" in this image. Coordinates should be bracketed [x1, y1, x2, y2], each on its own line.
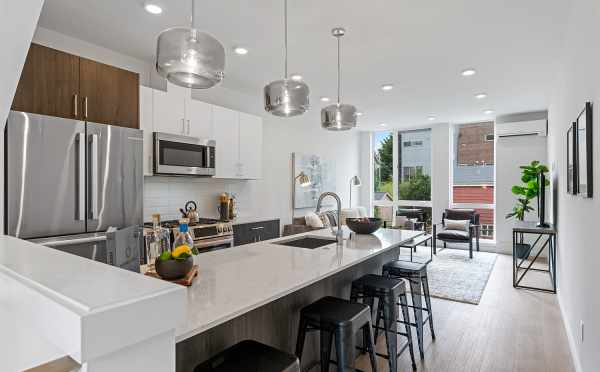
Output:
[233, 219, 280, 246]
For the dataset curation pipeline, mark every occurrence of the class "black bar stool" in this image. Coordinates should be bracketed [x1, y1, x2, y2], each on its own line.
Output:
[382, 260, 435, 359]
[350, 274, 417, 372]
[194, 340, 300, 372]
[295, 296, 378, 372]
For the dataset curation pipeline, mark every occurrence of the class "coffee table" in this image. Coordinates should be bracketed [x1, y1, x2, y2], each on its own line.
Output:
[399, 233, 433, 264]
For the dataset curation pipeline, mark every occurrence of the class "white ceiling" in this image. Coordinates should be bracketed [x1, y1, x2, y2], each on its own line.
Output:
[38, 0, 570, 130]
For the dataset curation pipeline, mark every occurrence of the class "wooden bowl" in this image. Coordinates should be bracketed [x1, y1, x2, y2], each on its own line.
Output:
[346, 218, 383, 234]
[155, 256, 193, 280]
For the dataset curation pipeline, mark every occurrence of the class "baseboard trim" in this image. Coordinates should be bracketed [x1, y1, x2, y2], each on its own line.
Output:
[557, 292, 583, 372]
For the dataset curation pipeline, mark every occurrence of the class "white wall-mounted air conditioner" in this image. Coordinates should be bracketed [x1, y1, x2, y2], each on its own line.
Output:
[495, 119, 547, 138]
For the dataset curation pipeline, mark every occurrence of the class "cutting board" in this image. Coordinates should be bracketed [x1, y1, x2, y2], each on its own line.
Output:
[145, 265, 198, 286]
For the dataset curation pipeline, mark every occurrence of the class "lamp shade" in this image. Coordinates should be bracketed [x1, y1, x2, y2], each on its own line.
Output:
[156, 27, 225, 89]
[321, 103, 357, 131]
[350, 175, 362, 186]
[295, 171, 311, 187]
[264, 79, 310, 117]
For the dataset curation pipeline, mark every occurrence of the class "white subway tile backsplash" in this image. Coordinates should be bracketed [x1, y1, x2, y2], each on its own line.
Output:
[143, 176, 259, 222]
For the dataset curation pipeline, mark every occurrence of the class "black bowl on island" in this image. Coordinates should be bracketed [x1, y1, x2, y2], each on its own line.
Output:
[155, 256, 193, 280]
[346, 217, 382, 234]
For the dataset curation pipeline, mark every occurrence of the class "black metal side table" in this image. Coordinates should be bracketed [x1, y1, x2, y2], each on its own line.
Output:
[399, 233, 432, 264]
[512, 221, 557, 293]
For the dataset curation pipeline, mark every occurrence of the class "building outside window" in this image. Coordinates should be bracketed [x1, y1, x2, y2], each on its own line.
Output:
[452, 122, 495, 240]
[398, 129, 431, 202]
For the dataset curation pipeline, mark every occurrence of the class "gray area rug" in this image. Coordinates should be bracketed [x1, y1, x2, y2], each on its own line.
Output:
[399, 246, 498, 305]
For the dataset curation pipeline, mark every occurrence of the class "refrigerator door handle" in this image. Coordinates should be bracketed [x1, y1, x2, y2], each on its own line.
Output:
[76, 133, 86, 221]
[90, 133, 99, 220]
[42, 235, 107, 248]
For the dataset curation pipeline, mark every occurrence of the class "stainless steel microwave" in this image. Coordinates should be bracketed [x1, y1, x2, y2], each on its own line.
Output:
[153, 132, 216, 176]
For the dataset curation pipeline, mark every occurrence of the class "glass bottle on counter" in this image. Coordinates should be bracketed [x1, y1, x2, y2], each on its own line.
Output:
[145, 213, 171, 269]
[172, 218, 194, 251]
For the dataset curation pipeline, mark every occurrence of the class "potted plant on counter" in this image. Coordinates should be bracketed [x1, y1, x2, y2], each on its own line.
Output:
[505, 160, 550, 258]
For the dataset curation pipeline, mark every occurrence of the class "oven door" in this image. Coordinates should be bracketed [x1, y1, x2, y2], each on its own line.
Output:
[194, 236, 234, 253]
[153, 132, 215, 176]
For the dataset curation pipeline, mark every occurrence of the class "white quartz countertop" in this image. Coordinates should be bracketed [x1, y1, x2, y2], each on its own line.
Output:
[0, 235, 181, 314]
[177, 227, 422, 341]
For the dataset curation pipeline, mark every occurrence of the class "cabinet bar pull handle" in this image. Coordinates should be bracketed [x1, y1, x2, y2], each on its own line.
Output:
[187, 119, 191, 134]
[73, 94, 78, 117]
[84, 96, 89, 118]
[182, 118, 185, 134]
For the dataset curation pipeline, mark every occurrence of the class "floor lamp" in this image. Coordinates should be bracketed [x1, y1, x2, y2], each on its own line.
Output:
[349, 175, 362, 208]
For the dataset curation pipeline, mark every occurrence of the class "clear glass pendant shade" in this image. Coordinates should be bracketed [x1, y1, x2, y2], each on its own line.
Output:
[264, 79, 310, 117]
[321, 103, 357, 131]
[321, 27, 358, 131]
[156, 27, 225, 89]
[263, 0, 310, 117]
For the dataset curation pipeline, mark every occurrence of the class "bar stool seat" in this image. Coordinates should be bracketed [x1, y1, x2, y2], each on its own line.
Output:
[296, 296, 378, 372]
[194, 340, 300, 372]
[350, 274, 417, 372]
[383, 260, 427, 275]
[382, 260, 435, 359]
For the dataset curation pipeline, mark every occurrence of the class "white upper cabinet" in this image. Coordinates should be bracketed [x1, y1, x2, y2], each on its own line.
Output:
[143, 83, 263, 179]
[212, 105, 240, 179]
[153, 83, 186, 135]
[185, 98, 213, 139]
[238, 112, 263, 179]
[139, 85, 154, 176]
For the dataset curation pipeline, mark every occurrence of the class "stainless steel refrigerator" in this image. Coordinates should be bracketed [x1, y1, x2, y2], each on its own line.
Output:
[5, 111, 143, 272]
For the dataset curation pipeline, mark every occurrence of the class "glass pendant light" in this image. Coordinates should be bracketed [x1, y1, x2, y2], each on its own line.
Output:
[156, 0, 225, 89]
[321, 27, 358, 131]
[264, 0, 310, 117]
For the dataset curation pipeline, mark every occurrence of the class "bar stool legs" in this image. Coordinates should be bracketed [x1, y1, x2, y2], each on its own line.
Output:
[408, 277, 425, 358]
[421, 274, 436, 340]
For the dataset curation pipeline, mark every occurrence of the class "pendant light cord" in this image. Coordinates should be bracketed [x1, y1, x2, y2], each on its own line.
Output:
[337, 35, 341, 103]
[284, 0, 288, 78]
[191, 0, 195, 28]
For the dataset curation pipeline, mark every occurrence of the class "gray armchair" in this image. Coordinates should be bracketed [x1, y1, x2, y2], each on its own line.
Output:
[433, 209, 480, 259]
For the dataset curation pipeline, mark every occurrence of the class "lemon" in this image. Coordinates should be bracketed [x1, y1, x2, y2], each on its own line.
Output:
[172, 245, 192, 258]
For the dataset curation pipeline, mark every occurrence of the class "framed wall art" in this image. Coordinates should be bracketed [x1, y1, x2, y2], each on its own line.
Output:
[567, 122, 577, 195]
[576, 102, 593, 198]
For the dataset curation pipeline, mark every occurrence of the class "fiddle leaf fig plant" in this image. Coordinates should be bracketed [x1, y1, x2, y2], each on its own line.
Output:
[506, 160, 550, 221]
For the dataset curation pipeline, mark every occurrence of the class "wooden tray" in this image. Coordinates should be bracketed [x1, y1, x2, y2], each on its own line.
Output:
[145, 265, 198, 286]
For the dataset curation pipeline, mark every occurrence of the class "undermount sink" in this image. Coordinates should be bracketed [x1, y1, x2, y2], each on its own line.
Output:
[274, 235, 337, 249]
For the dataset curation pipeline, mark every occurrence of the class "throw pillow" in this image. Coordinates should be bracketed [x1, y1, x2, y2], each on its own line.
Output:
[445, 219, 470, 231]
[305, 212, 324, 228]
[317, 212, 331, 227]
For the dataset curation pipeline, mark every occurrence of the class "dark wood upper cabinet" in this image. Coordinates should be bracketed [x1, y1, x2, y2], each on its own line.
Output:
[79, 58, 139, 128]
[11, 43, 139, 129]
[12, 43, 80, 120]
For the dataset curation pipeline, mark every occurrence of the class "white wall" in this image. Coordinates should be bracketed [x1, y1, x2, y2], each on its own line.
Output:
[0, 0, 46, 233]
[547, 0, 600, 370]
[431, 123, 451, 224]
[494, 112, 548, 254]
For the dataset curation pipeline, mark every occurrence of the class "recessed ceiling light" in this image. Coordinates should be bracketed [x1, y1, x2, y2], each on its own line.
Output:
[379, 123, 387, 127]
[381, 84, 394, 91]
[461, 68, 476, 77]
[475, 93, 487, 99]
[484, 109, 495, 115]
[290, 74, 303, 81]
[233, 47, 248, 55]
[144, 2, 163, 14]
[428, 116, 436, 121]
[320, 96, 330, 102]
[356, 112, 364, 116]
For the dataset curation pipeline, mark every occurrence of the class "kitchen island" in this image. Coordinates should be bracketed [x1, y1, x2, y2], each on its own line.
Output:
[176, 227, 422, 371]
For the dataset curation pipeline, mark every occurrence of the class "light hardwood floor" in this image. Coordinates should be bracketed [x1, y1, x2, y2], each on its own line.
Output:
[355, 253, 574, 372]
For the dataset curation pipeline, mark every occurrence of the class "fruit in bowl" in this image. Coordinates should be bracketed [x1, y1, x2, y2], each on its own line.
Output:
[346, 217, 383, 234]
[155, 245, 199, 280]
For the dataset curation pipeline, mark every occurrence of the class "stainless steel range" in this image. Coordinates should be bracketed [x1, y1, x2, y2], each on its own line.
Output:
[144, 218, 233, 252]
